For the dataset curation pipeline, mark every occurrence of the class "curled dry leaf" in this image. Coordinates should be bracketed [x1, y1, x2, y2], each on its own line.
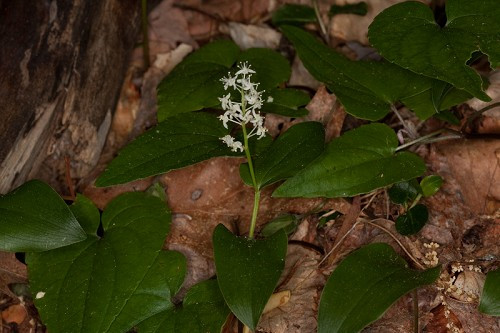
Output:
[450, 271, 485, 302]
[445, 298, 500, 332]
[221, 22, 281, 50]
[174, 0, 270, 23]
[258, 244, 326, 333]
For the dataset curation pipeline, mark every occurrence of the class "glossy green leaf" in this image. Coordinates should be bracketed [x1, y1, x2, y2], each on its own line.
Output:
[136, 280, 230, 333]
[273, 123, 426, 198]
[420, 175, 443, 197]
[70, 194, 100, 235]
[281, 25, 461, 120]
[95, 113, 233, 187]
[238, 48, 291, 91]
[329, 2, 367, 16]
[213, 224, 287, 330]
[272, 4, 317, 26]
[0, 180, 86, 252]
[261, 214, 299, 237]
[27, 192, 184, 333]
[241, 122, 325, 189]
[388, 179, 421, 205]
[157, 41, 240, 121]
[395, 204, 429, 235]
[262, 88, 310, 117]
[479, 269, 500, 316]
[368, 0, 499, 101]
[318, 243, 441, 333]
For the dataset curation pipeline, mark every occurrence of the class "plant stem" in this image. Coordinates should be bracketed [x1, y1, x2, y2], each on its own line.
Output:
[240, 90, 260, 239]
[312, 0, 329, 44]
[395, 129, 462, 151]
[413, 289, 419, 333]
[141, 0, 150, 69]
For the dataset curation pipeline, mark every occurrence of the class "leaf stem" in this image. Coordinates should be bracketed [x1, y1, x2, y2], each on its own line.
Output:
[395, 129, 462, 152]
[240, 90, 260, 239]
[141, 0, 150, 69]
[313, 0, 329, 44]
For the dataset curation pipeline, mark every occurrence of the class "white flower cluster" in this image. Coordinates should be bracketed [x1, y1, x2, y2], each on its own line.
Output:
[218, 62, 268, 152]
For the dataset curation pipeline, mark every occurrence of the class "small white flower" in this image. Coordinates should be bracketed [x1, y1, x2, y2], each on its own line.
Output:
[267, 96, 274, 103]
[35, 291, 46, 299]
[221, 73, 237, 90]
[221, 135, 244, 152]
[235, 62, 256, 76]
[218, 62, 267, 151]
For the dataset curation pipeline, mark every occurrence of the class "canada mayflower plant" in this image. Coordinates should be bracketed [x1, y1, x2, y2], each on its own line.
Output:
[218, 62, 268, 152]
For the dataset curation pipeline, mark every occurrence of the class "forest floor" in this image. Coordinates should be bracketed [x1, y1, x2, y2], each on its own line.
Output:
[1, 0, 499, 332]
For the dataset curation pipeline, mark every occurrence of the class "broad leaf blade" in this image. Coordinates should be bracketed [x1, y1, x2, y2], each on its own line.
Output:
[0, 180, 86, 252]
[479, 269, 500, 316]
[157, 63, 228, 121]
[157, 40, 240, 121]
[368, 0, 499, 101]
[213, 224, 287, 330]
[281, 25, 453, 120]
[137, 280, 230, 333]
[420, 175, 443, 197]
[70, 194, 100, 235]
[253, 121, 325, 189]
[238, 48, 291, 91]
[262, 88, 310, 117]
[395, 204, 429, 235]
[95, 113, 233, 187]
[318, 243, 441, 333]
[27, 192, 175, 333]
[273, 123, 426, 198]
[388, 179, 421, 205]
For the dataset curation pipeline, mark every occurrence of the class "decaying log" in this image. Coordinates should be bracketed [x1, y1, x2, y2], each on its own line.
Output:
[0, 0, 142, 194]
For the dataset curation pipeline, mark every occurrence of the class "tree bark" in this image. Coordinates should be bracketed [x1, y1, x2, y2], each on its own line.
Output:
[0, 0, 142, 194]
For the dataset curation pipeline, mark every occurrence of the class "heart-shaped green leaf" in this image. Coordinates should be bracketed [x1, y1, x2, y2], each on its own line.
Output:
[137, 280, 230, 332]
[157, 40, 240, 121]
[272, 4, 317, 26]
[420, 175, 443, 197]
[213, 224, 287, 330]
[318, 243, 441, 333]
[95, 112, 233, 187]
[368, 0, 499, 101]
[395, 204, 429, 235]
[388, 179, 421, 205]
[27, 192, 180, 333]
[261, 88, 310, 117]
[240, 121, 325, 189]
[281, 25, 470, 120]
[273, 123, 426, 198]
[0, 180, 86, 252]
[479, 268, 500, 316]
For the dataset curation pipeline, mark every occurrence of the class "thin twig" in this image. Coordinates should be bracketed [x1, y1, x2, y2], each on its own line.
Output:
[395, 129, 463, 152]
[391, 105, 418, 138]
[312, 0, 329, 44]
[64, 156, 75, 200]
[318, 220, 360, 266]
